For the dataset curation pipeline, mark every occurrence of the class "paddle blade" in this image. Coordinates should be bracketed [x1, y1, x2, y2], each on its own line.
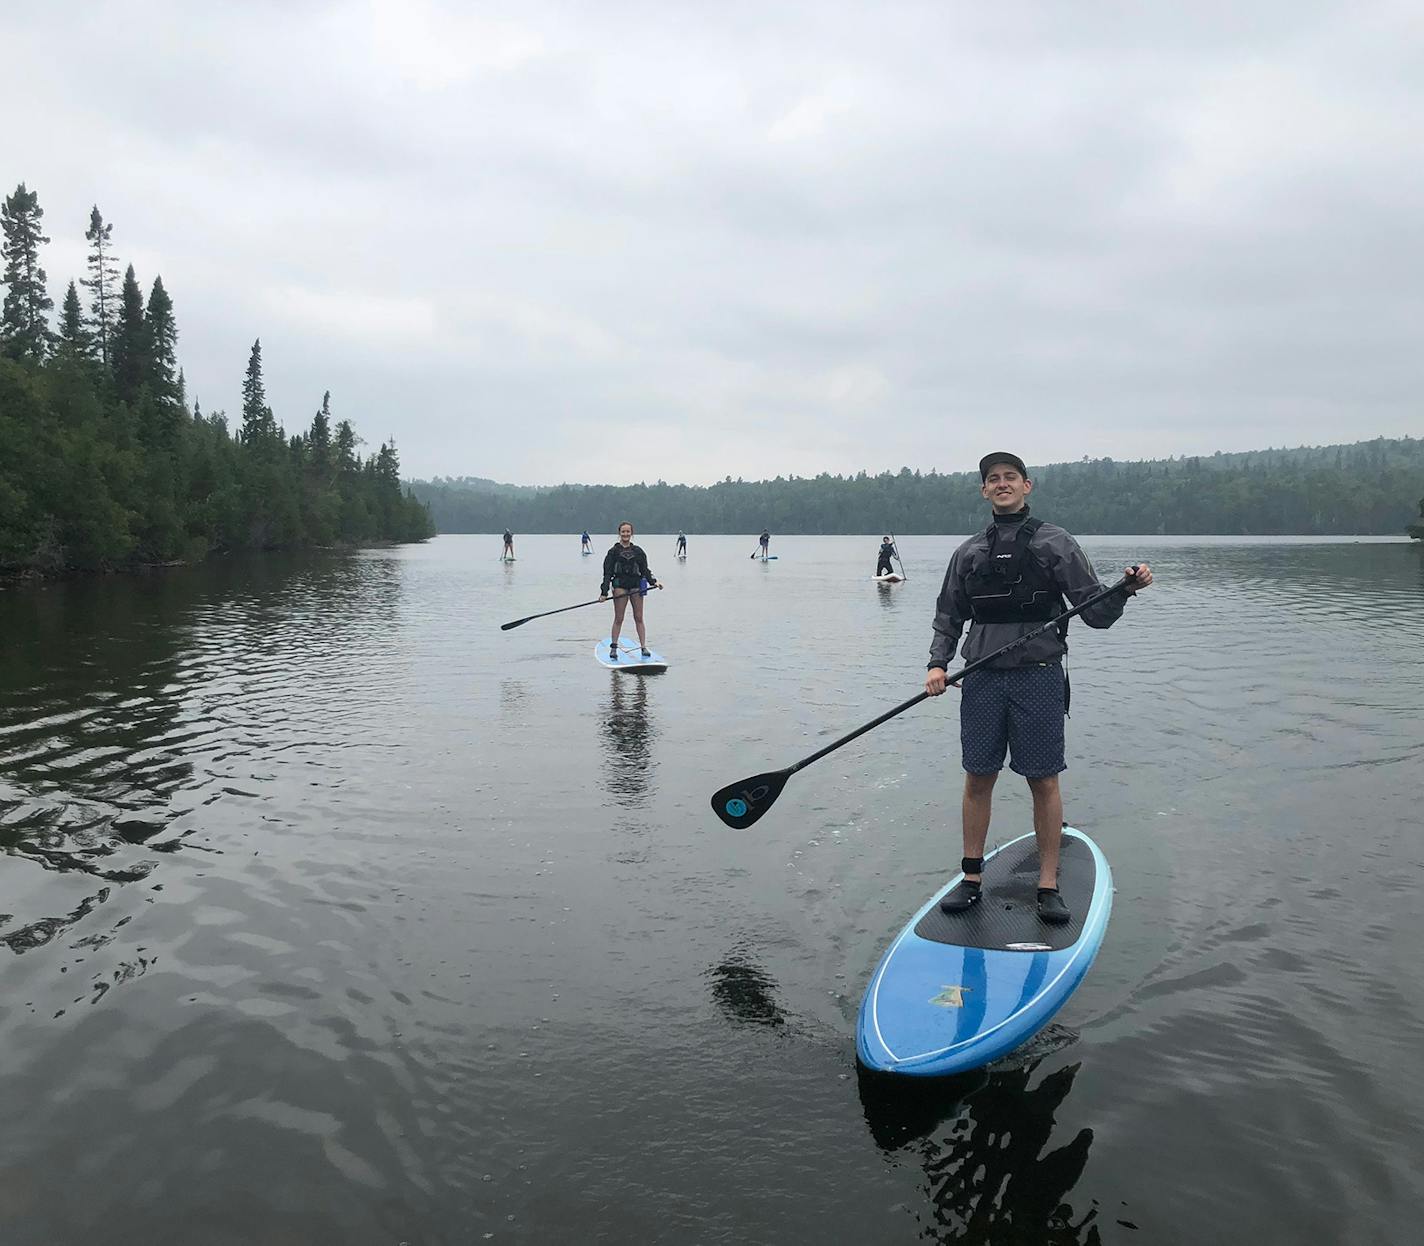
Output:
[499, 618, 527, 631]
[710, 769, 790, 829]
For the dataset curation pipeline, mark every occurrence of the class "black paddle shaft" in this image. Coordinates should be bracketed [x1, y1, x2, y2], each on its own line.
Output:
[710, 571, 1138, 828]
[793, 572, 1136, 773]
[891, 532, 907, 581]
[500, 585, 659, 631]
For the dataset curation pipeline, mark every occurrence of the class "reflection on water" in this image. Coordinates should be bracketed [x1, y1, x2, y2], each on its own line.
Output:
[598, 674, 654, 808]
[859, 1058, 1106, 1244]
[876, 580, 902, 610]
[705, 944, 789, 1030]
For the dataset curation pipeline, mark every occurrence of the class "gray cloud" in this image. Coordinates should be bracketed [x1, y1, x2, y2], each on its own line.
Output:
[5, 0, 1421, 484]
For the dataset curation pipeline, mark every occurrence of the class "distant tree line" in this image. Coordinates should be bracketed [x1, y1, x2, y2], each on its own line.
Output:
[412, 437, 1424, 537]
[0, 181, 433, 577]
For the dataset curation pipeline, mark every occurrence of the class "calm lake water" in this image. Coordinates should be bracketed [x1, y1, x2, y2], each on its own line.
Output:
[1, 533, 1421, 1245]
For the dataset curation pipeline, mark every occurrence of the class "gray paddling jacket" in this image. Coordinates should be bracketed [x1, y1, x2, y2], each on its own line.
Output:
[927, 510, 1128, 671]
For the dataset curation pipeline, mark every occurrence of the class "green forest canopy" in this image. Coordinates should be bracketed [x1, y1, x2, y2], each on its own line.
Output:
[0, 182, 433, 576]
[411, 437, 1424, 537]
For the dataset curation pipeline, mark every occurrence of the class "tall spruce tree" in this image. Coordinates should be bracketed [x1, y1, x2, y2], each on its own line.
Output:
[110, 264, 147, 402]
[0, 183, 54, 362]
[334, 418, 357, 470]
[241, 338, 276, 443]
[144, 275, 178, 400]
[309, 390, 332, 473]
[57, 279, 94, 359]
[82, 206, 120, 367]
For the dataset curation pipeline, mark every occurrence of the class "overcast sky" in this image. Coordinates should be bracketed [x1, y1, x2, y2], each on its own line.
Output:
[5, 1, 1422, 484]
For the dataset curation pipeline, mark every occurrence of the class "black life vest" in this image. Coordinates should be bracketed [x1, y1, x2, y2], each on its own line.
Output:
[608, 544, 646, 589]
[964, 516, 1062, 624]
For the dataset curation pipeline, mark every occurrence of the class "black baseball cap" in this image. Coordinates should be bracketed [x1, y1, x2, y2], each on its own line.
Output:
[979, 451, 1028, 480]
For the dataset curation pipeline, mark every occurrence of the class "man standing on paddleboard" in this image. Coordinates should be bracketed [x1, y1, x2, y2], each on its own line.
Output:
[924, 452, 1152, 924]
[876, 536, 898, 577]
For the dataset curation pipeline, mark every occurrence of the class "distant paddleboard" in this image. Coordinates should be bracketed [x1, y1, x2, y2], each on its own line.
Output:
[595, 638, 669, 673]
[501, 556, 517, 562]
[857, 826, 1111, 1077]
[873, 573, 904, 583]
[581, 550, 592, 556]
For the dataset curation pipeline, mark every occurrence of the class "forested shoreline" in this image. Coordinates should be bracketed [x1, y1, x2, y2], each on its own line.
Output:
[414, 438, 1424, 537]
[0, 181, 433, 579]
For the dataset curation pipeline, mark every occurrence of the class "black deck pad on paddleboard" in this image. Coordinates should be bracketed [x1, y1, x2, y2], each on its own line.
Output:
[913, 834, 1094, 952]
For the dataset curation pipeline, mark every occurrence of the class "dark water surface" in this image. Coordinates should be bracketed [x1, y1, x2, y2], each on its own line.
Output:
[2, 534, 1421, 1245]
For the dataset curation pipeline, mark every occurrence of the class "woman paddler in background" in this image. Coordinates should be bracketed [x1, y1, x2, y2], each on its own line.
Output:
[599, 522, 660, 659]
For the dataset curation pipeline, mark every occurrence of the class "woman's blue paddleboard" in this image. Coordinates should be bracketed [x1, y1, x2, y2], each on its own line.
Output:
[857, 826, 1111, 1077]
[595, 638, 668, 673]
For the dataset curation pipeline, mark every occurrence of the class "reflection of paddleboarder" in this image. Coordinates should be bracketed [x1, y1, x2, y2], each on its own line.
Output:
[856, 1057, 1096, 1240]
[502, 529, 515, 560]
[924, 451, 1152, 924]
[600, 676, 652, 808]
[876, 536, 898, 576]
[599, 522, 660, 659]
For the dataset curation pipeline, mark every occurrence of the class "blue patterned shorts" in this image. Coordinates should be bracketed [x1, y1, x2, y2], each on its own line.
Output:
[959, 663, 1066, 779]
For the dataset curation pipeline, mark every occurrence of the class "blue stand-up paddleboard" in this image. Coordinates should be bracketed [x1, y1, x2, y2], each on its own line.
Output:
[595, 638, 669, 673]
[857, 826, 1111, 1076]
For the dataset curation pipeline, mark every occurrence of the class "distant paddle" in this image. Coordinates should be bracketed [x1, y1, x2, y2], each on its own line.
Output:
[711, 571, 1139, 828]
[500, 585, 660, 631]
[891, 531, 907, 581]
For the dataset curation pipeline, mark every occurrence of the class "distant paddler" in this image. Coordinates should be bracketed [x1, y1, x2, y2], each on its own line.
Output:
[758, 529, 771, 560]
[925, 451, 1153, 924]
[599, 522, 661, 659]
[502, 528, 515, 561]
[581, 530, 592, 554]
[676, 530, 687, 557]
[875, 536, 898, 577]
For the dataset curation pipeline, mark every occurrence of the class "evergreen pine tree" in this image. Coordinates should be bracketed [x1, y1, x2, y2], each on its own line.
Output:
[0, 183, 54, 362]
[110, 264, 147, 402]
[241, 338, 275, 443]
[309, 390, 332, 474]
[82, 206, 120, 367]
[334, 418, 357, 470]
[57, 280, 94, 358]
[144, 275, 179, 401]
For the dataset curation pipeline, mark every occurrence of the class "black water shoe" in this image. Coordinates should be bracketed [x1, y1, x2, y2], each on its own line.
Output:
[641, 647, 652, 658]
[1037, 887, 1070, 925]
[939, 880, 982, 915]
[608, 644, 619, 660]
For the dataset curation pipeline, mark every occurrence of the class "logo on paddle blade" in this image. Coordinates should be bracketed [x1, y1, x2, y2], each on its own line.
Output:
[1006, 942, 1053, 952]
[930, 985, 970, 1009]
[725, 798, 748, 818]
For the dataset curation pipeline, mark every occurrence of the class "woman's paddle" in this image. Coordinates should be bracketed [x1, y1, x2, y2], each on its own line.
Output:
[501, 585, 660, 631]
[710, 571, 1138, 828]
